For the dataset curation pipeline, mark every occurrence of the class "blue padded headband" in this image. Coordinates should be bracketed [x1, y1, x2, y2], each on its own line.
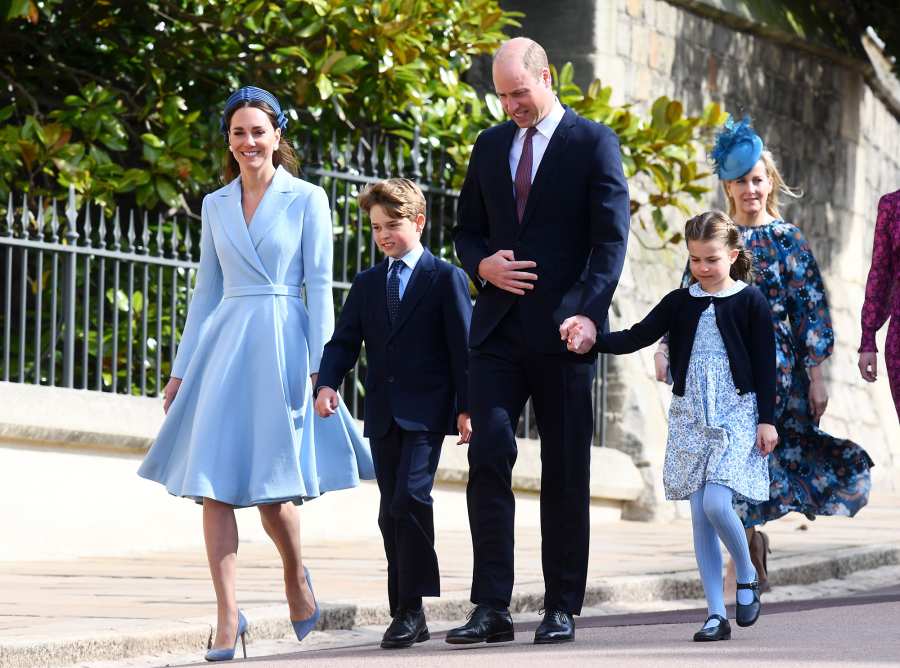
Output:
[220, 86, 288, 137]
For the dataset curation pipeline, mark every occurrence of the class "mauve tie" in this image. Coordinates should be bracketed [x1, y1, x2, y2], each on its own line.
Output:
[515, 126, 538, 223]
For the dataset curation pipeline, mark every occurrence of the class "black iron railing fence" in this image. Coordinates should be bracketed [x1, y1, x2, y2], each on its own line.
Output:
[0, 130, 607, 445]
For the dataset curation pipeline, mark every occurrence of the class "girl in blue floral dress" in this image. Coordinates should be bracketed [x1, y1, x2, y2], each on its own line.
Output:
[657, 118, 874, 591]
[594, 210, 777, 641]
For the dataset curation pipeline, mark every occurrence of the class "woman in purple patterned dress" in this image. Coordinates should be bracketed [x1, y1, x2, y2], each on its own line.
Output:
[656, 118, 874, 591]
[858, 190, 900, 421]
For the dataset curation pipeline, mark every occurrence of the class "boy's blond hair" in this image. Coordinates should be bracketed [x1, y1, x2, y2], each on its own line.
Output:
[358, 178, 426, 221]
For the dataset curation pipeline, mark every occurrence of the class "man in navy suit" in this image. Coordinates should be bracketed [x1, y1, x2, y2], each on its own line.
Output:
[315, 178, 472, 649]
[446, 37, 630, 646]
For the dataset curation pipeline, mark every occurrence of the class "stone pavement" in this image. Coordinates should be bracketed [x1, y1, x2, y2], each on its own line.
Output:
[1, 443, 899, 667]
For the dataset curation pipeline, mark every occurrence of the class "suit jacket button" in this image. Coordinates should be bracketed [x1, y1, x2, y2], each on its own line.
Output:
[387, 376, 395, 383]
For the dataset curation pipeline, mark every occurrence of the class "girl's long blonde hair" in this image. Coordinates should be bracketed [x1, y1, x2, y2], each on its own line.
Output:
[722, 150, 802, 219]
[684, 210, 754, 284]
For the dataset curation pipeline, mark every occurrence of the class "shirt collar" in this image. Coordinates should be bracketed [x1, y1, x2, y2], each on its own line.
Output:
[689, 279, 747, 298]
[517, 98, 565, 141]
[388, 243, 424, 271]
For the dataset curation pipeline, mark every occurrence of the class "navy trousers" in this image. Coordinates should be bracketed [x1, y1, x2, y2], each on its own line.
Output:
[370, 421, 443, 616]
[466, 308, 595, 614]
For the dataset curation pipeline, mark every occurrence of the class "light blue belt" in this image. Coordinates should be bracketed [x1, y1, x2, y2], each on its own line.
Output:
[223, 284, 302, 298]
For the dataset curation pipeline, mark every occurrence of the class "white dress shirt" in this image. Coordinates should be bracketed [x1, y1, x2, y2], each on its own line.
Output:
[508, 98, 566, 188]
[386, 242, 424, 300]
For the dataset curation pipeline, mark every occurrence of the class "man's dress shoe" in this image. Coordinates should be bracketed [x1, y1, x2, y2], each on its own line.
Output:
[533, 609, 574, 644]
[445, 605, 514, 644]
[693, 615, 731, 642]
[381, 608, 430, 649]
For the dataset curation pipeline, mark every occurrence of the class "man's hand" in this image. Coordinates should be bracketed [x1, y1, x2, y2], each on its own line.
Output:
[456, 412, 472, 445]
[477, 250, 537, 295]
[858, 352, 877, 383]
[559, 315, 597, 355]
[315, 386, 338, 418]
[163, 377, 182, 414]
[756, 423, 779, 455]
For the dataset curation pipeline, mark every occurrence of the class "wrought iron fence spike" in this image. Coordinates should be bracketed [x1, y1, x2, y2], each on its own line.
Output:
[3, 192, 13, 236]
[49, 199, 60, 242]
[83, 201, 93, 246]
[169, 213, 179, 256]
[141, 211, 150, 254]
[382, 136, 393, 175]
[156, 213, 165, 257]
[183, 219, 193, 257]
[396, 138, 405, 176]
[126, 210, 136, 249]
[97, 207, 108, 249]
[111, 208, 121, 250]
[36, 196, 45, 241]
[425, 143, 434, 182]
[65, 184, 78, 243]
[411, 127, 422, 179]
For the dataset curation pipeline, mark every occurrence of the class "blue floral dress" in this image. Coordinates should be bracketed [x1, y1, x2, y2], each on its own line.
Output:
[665, 281, 770, 502]
[680, 221, 874, 527]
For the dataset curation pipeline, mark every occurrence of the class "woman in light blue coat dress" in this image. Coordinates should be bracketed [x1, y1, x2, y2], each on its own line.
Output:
[138, 87, 374, 661]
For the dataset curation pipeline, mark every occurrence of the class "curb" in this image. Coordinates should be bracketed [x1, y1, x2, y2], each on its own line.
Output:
[2, 543, 898, 668]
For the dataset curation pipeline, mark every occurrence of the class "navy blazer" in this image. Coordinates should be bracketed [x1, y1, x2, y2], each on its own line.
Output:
[454, 106, 630, 354]
[315, 249, 472, 439]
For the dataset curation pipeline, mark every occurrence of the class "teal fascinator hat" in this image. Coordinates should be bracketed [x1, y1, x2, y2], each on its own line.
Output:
[710, 115, 763, 180]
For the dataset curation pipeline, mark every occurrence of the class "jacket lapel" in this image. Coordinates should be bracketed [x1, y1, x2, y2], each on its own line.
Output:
[389, 249, 437, 340]
[518, 106, 575, 236]
[248, 165, 295, 250]
[214, 178, 270, 281]
[372, 258, 391, 334]
[495, 121, 519, 235]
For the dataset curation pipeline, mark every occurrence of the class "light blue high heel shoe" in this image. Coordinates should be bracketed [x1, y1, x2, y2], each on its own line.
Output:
[291, 566, 321, 642]
[205, 609, 248, 662]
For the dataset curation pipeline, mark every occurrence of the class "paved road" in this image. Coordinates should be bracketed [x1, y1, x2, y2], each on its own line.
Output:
[94, 584, 899, 668]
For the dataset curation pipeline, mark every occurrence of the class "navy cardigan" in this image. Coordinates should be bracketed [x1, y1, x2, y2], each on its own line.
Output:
[594, 285, 777, 424]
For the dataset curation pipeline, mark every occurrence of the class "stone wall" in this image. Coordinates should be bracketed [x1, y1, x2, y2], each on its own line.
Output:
[502, 0, 900, 517]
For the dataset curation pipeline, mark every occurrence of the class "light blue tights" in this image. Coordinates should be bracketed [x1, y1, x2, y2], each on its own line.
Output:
[690, 483, 757, 627]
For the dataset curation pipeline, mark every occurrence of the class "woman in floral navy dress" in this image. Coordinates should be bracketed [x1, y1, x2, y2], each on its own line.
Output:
[858, 189, 900, 421]
[656, 118, 874, 590]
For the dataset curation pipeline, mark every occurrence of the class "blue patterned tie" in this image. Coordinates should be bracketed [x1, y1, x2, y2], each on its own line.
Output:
[387, 260, 403, 324]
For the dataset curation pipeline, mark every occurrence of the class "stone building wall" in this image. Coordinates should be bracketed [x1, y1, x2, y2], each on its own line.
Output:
[502, 0, 900, 517]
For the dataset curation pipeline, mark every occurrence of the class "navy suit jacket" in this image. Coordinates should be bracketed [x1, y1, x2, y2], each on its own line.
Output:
[316, 248, 472, 439]
[454, 107, 630, 354]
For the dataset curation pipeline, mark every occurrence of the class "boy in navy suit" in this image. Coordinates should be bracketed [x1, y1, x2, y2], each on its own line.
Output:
[315, 178, 472, 649]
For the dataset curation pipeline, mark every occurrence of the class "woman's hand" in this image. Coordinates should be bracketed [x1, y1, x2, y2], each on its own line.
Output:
[163, 377, 182, 414]
[654, 343, 670, 383]
[756, 423, 778, 455]
[456, 412, 472, 445]
[858, 352, 878, 383]
[807, 365, 828, 422]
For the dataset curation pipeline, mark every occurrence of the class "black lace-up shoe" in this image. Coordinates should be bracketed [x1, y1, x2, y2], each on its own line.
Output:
[381, 608, 429, 649]
[445, 605, 514, 644]
[533, 609, 575, 644]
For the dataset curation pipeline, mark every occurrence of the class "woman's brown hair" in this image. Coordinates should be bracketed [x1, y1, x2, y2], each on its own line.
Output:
[222, 100, 298, 182]
[684, 210, 754, 283]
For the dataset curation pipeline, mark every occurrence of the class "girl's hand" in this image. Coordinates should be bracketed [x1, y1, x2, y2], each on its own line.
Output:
[858, 352, 877, 383]
[808, 376, 828, 422]
[456, 412, 472, 445]
[756, 423, 778, 455]
[653, 347, 669, 383]
[163, 377, 182, 414]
